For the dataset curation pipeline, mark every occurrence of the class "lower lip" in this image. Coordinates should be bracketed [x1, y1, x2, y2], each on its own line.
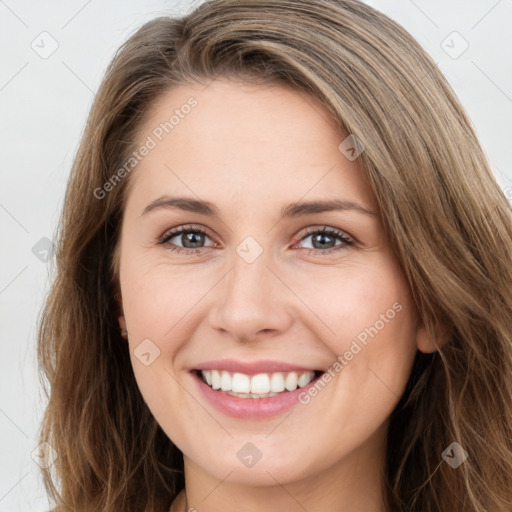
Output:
[192, 371, 323, 419]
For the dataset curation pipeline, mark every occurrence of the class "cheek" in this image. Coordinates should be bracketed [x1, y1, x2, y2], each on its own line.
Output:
[119, 262, 214, 418]
[296, 259, 418, 408]
[292, 259, 416, 350]
[282, 266, 418, 470]
[120, 257, 210, 339]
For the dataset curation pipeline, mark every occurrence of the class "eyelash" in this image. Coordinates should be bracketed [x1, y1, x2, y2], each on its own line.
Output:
[157, 224, 355, 256]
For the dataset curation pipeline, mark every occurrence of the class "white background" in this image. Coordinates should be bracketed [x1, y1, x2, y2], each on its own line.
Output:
[1, 1, 511, 510]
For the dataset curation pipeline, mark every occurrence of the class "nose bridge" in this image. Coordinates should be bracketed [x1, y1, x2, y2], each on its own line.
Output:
[228, 246, 270, 303]
[209, 241, 293, 340]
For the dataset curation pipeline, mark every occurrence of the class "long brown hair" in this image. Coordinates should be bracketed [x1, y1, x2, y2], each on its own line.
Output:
[37, 1, 512, 510]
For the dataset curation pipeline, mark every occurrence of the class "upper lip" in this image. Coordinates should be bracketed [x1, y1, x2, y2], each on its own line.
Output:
[192, 359, 322, 375]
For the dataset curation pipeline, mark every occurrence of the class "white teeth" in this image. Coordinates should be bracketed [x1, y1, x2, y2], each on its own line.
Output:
[199, 370, 317, 396]
[232, 372, 251, 393]
[298, 372, 313, 388]
[211, 370, 221, 390]
[220, 371, 231, 391]
[284, 372, 298, 391]
[251, 373, 270, 394]
[270, 372, 285, 392]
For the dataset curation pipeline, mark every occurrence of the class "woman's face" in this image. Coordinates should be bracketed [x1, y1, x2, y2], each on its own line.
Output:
[117, 78, 420, 488]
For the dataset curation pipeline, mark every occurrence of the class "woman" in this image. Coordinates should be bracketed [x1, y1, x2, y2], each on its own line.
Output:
[37, 0, 512, 511]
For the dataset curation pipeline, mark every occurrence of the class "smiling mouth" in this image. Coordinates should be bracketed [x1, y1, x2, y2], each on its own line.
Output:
[194, 369, 324, 398]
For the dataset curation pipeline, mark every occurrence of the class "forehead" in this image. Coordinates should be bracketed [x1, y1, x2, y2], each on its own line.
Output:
[125, 78, 377, 216]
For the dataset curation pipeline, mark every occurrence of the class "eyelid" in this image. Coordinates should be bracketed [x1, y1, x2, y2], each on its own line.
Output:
[291, 226, 355, 255]
[158, 223, 357, 259]
[294, 225, 355, 243]
[158, 223, 217, 245]
[158, 224, 354, 244]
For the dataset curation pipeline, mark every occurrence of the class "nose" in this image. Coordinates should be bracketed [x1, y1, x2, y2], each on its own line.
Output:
[207, 249, 294, 343]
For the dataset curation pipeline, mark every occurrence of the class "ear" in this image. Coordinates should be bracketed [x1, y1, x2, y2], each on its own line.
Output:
[118, 314, 126, 331]
[114, 288, 126, 332]
[416, 320, 452, 354]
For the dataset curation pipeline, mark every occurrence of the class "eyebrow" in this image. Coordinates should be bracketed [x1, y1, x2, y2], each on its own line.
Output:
[141, 195, 377, 218]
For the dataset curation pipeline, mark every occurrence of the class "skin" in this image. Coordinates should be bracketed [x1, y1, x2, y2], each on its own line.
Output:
[116, 78, 437, 512]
